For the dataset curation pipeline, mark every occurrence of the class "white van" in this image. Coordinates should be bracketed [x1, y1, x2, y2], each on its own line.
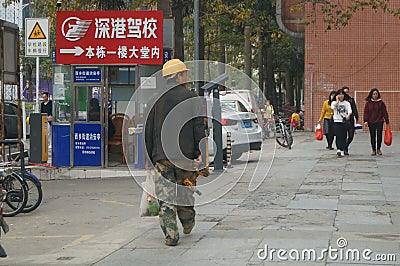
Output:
[220, 89, 263, 124]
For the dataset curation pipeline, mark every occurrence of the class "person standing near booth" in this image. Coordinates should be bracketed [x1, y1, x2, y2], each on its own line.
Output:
[144, 59, 206, 246]
[40, 92, 52, 148]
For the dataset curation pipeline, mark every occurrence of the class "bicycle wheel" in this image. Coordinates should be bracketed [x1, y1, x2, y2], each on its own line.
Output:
[266, 122, 276, 139]
[286, 130, 293, 149]
[276, 124, 291, 148]
[22, 172, 43, 213]
[2, 172, 28, 217]
[287, 131, 293, 147]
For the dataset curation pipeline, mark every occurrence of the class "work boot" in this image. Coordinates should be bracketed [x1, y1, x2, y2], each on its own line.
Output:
[377, 149, 382, 155]
[165, 237, 178, 246]
[183, 221, 195, 234]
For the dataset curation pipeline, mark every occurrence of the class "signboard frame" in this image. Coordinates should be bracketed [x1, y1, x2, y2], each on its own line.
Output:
[25, 18, 50, 57]
[73, 123, 102, 167]
[74, 67, 102, 83]
[56, 10, 163, 65]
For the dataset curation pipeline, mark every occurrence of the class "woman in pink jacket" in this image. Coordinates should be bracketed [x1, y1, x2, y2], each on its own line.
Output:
[363, 88, 389, 156]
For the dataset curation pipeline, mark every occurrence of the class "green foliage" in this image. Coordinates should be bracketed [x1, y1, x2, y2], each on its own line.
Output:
[6, 0, 396, 96]
[182, 0, 303, 78]
[303, 0, 394, 30]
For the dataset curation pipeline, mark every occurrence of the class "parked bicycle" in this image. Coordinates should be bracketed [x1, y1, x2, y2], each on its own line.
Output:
[0, 140, 43, 217]
[262, 116, 293, 149]
[0, 167, 11, 257]
[275, 116, 293, 149]
[262, 118, 276, 140]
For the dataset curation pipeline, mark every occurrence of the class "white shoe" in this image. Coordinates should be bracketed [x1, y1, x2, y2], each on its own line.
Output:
[337, 150, 343, 157]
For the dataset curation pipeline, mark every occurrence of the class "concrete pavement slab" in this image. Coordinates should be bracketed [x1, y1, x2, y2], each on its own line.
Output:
[338, 204, 377, 212]
[179, 238, 260, 260]
[4, 132, 400, 265]
[335, 210, 392, 225]
[288, 194, 339, 210]
[94, 248, 188, 266]
[342, 182, 383, 192]
[339, 194, 386, 201]
[125, 221, 217, 249]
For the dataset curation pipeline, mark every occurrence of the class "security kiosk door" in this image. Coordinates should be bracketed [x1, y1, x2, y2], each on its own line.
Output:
[71, 86, 105, 167]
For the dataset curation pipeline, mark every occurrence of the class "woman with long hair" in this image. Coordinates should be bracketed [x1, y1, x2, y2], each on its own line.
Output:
[318, 90, 336, 150]
[363, 88, 389, 156]
[331, 89, 352, 157]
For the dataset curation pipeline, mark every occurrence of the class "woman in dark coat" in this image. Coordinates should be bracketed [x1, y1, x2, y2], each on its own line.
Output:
[363, 88, 389, 156]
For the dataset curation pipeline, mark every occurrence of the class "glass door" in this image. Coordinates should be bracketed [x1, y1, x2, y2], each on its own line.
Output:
[71, 85, 105, 167]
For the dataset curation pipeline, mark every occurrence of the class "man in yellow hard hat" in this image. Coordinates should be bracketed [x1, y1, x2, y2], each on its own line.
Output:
[144, 59, 206, 246]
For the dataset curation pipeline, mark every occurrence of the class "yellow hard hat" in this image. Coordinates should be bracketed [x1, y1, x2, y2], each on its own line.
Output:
[162, 59, 188, 77]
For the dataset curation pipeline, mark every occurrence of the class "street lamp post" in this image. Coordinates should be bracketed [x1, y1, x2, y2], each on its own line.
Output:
[19, 0, 34, 141]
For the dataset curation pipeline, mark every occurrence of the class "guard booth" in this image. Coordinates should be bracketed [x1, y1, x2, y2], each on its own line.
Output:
[52, 65, 107, 167]
[52, 64, 148, 168]
[53, 10, 165, 168]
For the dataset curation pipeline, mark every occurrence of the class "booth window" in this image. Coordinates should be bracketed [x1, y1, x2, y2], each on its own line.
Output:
[52, 65, 71, 123]
[109, 67, 135, 85]
[73, 86, 102, 122]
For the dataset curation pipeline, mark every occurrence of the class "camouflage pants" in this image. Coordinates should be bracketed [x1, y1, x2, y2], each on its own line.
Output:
[155, 160, 197, 242]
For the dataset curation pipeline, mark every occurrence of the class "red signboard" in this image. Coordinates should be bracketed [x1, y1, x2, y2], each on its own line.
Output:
[56, 11, 163, 65]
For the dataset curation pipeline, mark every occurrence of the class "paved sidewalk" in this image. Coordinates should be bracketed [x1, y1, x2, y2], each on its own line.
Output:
[96, 132, 400, 265]
[4, 131, 400, 265]
[95, 133, 400, 265]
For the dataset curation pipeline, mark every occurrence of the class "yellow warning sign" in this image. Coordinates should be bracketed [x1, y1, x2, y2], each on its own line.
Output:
[28, 22, 47, 39]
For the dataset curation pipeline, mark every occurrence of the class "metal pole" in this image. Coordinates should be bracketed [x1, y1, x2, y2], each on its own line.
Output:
[213, 88, 223, 171]
[1, 65, 5, 160]
[310, 71, 313, 128]
[35, 56, 39, 112]
[20, 0, 26, 141]
[226, 132, 232, 168]
[194, 0, 199, 94]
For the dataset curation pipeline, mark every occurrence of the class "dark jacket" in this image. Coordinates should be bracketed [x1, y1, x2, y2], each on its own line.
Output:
[363, 99, 389, 124]
[344, 94, 358, 121]
[144, 80, 206, 165]
[40, 100, 52, 116]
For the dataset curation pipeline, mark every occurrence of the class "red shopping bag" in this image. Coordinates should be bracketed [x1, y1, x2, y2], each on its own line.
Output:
[384, 125, 392, 146]
[315, 124, 323, 141]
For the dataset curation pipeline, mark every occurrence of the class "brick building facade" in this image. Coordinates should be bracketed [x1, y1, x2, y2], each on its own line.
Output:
[304, 4, 400, 132]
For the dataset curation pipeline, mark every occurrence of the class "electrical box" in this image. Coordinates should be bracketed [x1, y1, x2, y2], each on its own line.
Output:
[29, 113, 48, 163]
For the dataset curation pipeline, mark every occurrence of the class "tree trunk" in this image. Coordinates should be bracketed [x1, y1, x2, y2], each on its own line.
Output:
[278, 71, 282, 109]
[218, 40, 225, 74]
[296, 76, 302, 109]
[172, 5, 184, 60]
[258, 42, 264, 97]
[266, 46, 275, 106]
[244, 26, 252, 89]
[198, 0, 205, 95]
[286, 68, 294, 106]
[157, 0, 170, 17]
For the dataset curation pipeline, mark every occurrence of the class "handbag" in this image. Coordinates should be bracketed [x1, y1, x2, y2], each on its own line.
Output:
[139, 170, 159, 217]
[384, 124, 392, 146]
[315, 123, 323, 141]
